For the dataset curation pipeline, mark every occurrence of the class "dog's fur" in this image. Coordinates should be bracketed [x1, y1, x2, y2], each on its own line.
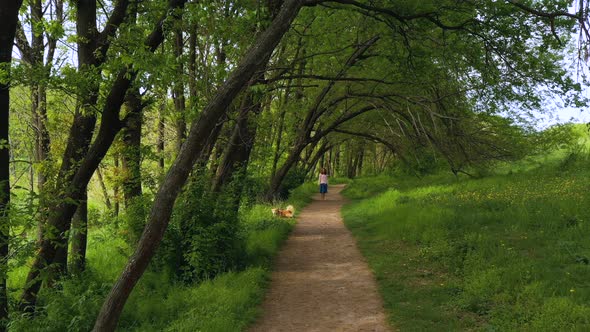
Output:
[271, 205, 295, 218]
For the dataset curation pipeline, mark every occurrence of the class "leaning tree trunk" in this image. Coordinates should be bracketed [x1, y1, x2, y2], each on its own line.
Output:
[92, 1, 304, 330]
[0, 0, 24, 328]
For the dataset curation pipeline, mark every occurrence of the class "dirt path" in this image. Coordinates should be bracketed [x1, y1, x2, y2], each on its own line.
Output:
[249, 184, 392, 332]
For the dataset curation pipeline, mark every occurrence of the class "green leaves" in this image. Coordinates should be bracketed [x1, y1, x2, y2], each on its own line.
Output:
[44, 19, 65, 40]
[0, 63, 11, 85]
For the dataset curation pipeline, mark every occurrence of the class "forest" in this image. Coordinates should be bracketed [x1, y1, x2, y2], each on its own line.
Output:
[0, 0, 589, 331]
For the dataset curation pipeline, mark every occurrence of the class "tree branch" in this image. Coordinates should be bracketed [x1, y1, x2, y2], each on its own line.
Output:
[97, 0, 132, 57]
[301, 35, 380, 133]
[333, 128, 398, 153]
[264, 74, 400, 85]
[14, 20, 33, 64]
[314, 104, 377, 141]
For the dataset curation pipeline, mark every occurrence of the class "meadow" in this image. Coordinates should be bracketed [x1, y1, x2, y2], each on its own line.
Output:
[342, 153, 590, 331]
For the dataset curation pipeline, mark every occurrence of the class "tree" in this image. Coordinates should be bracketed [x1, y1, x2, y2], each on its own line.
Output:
[0, 0, 25, 328]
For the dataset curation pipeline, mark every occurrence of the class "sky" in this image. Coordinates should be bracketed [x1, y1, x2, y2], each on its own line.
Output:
[550, 107, 589, 125]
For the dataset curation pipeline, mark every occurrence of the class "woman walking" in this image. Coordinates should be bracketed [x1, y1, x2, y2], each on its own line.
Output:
[319, 167, 328, 200]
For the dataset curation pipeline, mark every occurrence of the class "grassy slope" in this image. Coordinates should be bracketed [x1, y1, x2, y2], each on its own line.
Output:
[342, 159, 590, 331]
[8, 183, 316, 331]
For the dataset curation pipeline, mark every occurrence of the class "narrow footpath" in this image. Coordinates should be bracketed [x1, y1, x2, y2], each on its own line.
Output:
[249, 184, 392, 332]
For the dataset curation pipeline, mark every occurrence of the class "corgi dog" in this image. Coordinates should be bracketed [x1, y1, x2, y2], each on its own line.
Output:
[271, 205, 295, 218]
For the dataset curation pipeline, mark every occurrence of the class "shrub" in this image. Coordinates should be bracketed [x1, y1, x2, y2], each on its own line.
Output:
[278, 167, 307, 199]
[155, 173, 246, 283]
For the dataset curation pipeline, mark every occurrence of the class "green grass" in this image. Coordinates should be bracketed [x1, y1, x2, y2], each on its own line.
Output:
[121, 268, 270, 332]
[342, 158, 590, 331]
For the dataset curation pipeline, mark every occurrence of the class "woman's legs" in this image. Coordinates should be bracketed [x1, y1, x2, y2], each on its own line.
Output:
[319, 183, 327, 200]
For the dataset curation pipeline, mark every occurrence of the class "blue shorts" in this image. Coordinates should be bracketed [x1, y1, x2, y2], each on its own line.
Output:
[320, 183, 328, 193]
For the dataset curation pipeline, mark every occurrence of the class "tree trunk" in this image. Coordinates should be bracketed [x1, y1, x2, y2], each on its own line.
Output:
[357, 149, 364, 176]
[347, 144, 355, 178]
[93, 2, 303, 329]
[69, 189, 88, 274]
[0, 0, 24, 327]
[334, 147, 340, 176]
[157, 102, 166, 172]
[121, 90, 143, 205]
[29, 0, 54, 194]
[33, 85, 51, 192]
[113, 155, 120, 216]
[188, 29, 198, 108]
[44, 0, 101, 281]
[96, 167, 112, 210]
[270, 105, 287, 178]
[173, 28, 187, 153]
[328, 148, 333, 175]
[16, 0, 59, 249]
[198, 113, 227, 171]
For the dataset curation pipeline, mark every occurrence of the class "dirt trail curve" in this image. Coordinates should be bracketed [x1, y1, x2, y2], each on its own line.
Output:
[249, 184, 392, 332]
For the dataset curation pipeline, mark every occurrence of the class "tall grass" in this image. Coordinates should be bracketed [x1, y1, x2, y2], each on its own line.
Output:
[342, 155, 590, 331]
